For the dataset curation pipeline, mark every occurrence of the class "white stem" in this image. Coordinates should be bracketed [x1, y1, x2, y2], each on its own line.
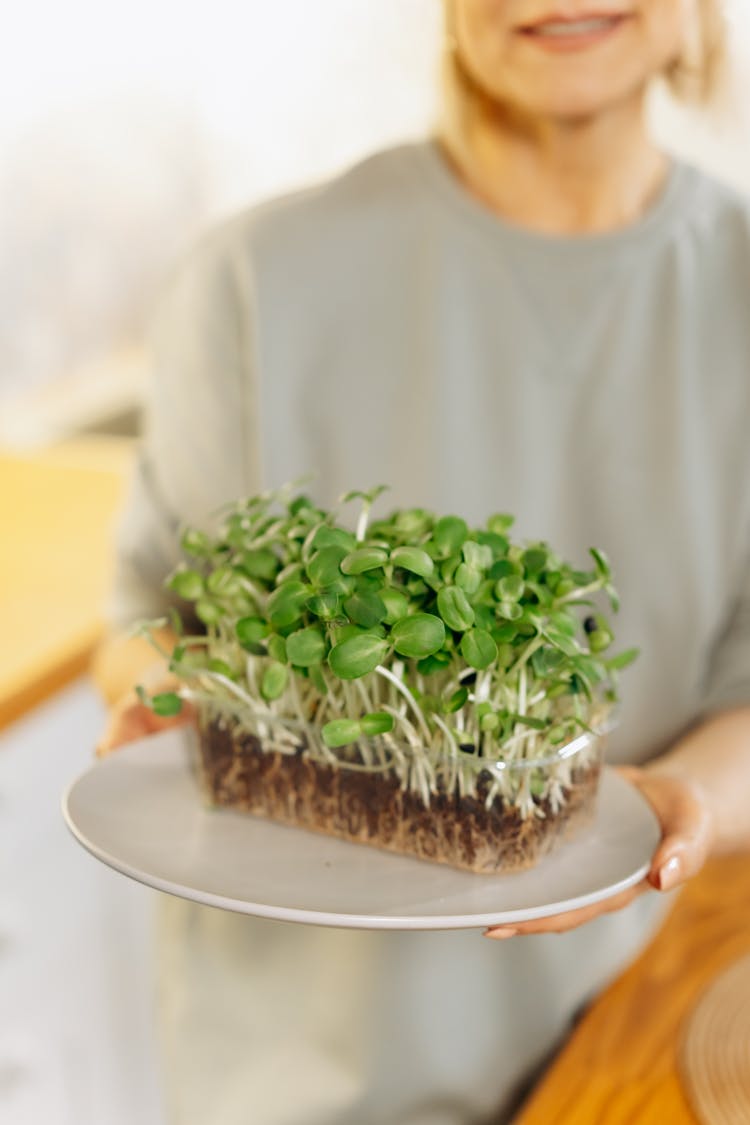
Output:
[354, 678, 375, 715]
[431, 713, 461, 796]
[318, 667, 344, 715]
[374, 664, 432, 742]
[356, 503, 370, 542]
[199, 671, 261, 711]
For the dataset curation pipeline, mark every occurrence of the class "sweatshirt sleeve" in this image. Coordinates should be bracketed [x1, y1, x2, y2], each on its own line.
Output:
[699, 540, 750, 715]
[108, 232, 262, 628]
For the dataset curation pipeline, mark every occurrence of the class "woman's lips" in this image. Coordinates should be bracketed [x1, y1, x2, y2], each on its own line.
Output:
[518, 13, 630, 53]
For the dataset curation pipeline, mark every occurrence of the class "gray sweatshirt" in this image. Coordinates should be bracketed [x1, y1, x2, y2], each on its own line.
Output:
[113, 140, 750, 1125]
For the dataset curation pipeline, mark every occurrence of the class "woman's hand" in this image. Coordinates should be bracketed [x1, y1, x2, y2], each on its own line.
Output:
[484, 766, 715, 940]
[96, 673, 196, 757]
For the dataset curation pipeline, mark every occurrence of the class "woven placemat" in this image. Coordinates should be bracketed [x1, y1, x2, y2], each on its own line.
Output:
[680, 951, 750, 1125]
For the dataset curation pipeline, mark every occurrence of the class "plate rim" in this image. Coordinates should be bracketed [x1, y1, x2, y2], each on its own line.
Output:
[62, 736, 659, 930]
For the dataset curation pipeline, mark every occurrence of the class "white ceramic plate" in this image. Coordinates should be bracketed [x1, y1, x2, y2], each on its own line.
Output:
[62, 730, 660, 930]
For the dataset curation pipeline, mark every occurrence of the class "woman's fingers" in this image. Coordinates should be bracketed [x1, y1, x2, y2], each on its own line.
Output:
[618, 767, 714, 891]
[484, 766, 715, 941]
[96, 694, 195, 756]
[484, 880, 647, 939]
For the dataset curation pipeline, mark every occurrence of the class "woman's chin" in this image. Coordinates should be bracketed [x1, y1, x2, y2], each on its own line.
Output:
[506, 75, 643, 125]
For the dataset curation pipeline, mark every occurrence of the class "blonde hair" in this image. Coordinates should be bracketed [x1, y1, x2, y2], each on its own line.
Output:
[442, 0, 727, 130]
[666, 0, 727, 101]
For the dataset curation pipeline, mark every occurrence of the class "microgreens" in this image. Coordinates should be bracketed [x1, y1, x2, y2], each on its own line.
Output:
[137, 483, 638, 815]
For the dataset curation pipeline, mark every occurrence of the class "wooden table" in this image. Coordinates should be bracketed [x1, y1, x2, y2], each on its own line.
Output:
[515, 852, 750, 1124]
[0, 437, 133, 729]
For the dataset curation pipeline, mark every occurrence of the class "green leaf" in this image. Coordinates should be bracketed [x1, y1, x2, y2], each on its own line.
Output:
[606, 647, 640, 671]
[195, 598, 223, 626]
[497, 601, 523, 621]
[150, 691, 183, 717]
[548, 609, 578, 637]
[267, 581, 310, 628]
[574, 655, 608, 684]
[180, 528, 212, 557]
[531, 647, 566, 677]
[473, 603, 495, 629]
[311, 526, 357, 552]
[522, 547, 548, 574]
[344, 590, 387, 628]
[445, 686, 469, 713]
[261, 661, 288, 700]
[390, 613, 445, 659]
[554, 576, 577, 597]
[569, 672, 592, 699]
[321, 718, 362, 748]
[437, 586, 475, 632]
[588, 629, 613, 654]
[495, 575, 524, 602]
[544, 627, 581, 656]
[328, 633, 390, 680]
[341, 484, 389, 506]
[286, 626, 326, 667]
[241, 548, 279, 581]
[206, 565, 242, 597]
[340, 547, 389, 575]
[306, 592, 340, 620]
[480, 711, 500, 733]
[524, 581, 554, 608]
[462, 541, 493, 570]
[460, 628, 498, 670]
[491, 622, 518, 643]
[288, 494, 314, 516]
[317, 573, 355, 597]
[475, 531, 509, 557]
[168, 568, 204, 601]
[379, 588, 410, 625]
[332, 623, 363, 645]
[276, 561, 303, 584]
[440, 557, 460, 583]
[393, 508, 431, 537]
[417, 651, 452, 675]
[487, 513, 515, 535]
[455, 563, 481, 596]
[307, 547, 347, 587]
[605, 584, 621, 613]
[390, 546, 435, 579]
[360, 712, 395, 737]
[266, 634, 288, 664]
[509, 713, 548, 730]
[208, 658, 235, 678]
[589, 547, 612, 580]
[488, 559, 520, 581]
[432, 515, 468, 554]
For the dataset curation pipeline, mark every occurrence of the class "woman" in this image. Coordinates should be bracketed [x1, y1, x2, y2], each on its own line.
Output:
[96, 2, 750, 1121]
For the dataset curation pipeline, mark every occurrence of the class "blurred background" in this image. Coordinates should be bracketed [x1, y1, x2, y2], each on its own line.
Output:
[1, 3, 749, 1123]
[1, 0, 750, 445]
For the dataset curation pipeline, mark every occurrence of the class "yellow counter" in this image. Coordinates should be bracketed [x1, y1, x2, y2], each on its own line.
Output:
[0, 437, 133, 729]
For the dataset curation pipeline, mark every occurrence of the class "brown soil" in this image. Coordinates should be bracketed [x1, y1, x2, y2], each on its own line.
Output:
[194, 716, 601, 874]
